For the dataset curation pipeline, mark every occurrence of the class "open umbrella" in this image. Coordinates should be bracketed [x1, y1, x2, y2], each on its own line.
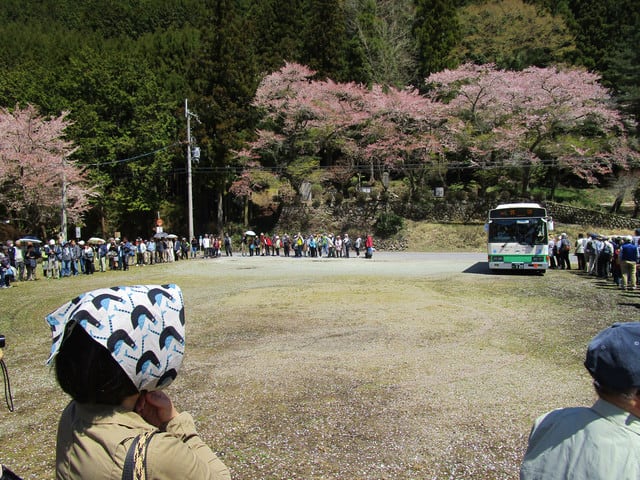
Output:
[88, 237, 106, 244]
[166, 234, 178, 239]
[17, 236, 42, 244]
[245, 230, 256, 236]
[153, 232, 168, 239]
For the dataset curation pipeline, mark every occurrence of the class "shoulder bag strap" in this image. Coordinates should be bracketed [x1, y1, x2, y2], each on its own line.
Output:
[122, 431, 157, 480]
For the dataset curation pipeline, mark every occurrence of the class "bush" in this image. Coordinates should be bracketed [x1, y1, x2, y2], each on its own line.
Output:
[375, 212, 404, 237]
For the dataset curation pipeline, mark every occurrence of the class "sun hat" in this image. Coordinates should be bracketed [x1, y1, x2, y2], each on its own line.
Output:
[46, 284, 185, 391]
[585, 322, 640, 390]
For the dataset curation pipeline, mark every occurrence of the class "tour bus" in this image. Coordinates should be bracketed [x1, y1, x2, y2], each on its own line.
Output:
[485, 202, 553, 273]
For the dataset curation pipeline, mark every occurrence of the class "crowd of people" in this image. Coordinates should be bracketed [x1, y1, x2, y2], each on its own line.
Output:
[237, 232, 374, 258]
[0, 232, 376, 287]
[550, 232, 640, 290]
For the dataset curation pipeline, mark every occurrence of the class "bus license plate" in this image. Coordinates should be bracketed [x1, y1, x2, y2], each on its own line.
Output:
[512, 263, 524, 269]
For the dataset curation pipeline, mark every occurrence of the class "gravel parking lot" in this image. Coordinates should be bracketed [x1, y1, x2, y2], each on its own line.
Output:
[1, 252, 625, 479]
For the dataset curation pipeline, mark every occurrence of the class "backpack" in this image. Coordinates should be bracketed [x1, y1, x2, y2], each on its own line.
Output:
[603, 242, 613, 255]
[585, 240, 594, 254]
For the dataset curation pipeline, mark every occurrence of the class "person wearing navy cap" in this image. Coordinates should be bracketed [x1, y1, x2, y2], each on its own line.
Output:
[521, 322, 640, 479]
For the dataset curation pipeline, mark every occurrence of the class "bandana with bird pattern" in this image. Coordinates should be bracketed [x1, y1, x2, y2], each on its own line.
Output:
[46, 284, 185, 391]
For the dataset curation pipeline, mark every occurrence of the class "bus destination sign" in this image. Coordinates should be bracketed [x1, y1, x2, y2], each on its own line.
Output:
[489, 207, 546, 219]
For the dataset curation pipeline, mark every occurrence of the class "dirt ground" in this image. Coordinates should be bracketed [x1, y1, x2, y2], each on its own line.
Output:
[0, 252, 631, 479]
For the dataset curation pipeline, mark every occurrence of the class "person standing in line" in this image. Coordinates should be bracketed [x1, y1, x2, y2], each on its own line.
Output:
[585, 235, 597, 274]
[98, 241, 108, 272]
[119, 238, 132, 271]
[69, 239, 81, 276]
[354, 236, 362, 257]
[191, 237, 198, 258]
[78, 241, 87, 274]
[619, 235, 638, 290]
[0, 251, 11, 288]
[41, 241, 50, 278]
[6, 240, 16, 275]
[224, 233, 233, 257]
[335, 235, 343, 258]
[597, 236, 613, 278]
[60, 241, 72, 277]
[182, 238, 189, 260]
[560, 233, 572, 270]
[521, 322, 640, 479]
[240, 235, 247, 256]
[146, 239, 156, 265]
[611, 236, 623, 288]
[547, 236, 557, 269]
[265, 235, 273, 256]
[213, 237, 221, 258]
[136, 238, 147, 266]
[24, 242, 40, 280]
[365, 234, 374, 259]
[274, 235, 281, 256]
[166, 238, 175, 262]
[574, 233, 586, 271]
[156, 238, 165, 263]
[82, 242, 95, 274]
[201, 235, 210, 259]
[47, 239, 61, 279]
[283, 234, 291, 257]
[12, 240, 25, 281]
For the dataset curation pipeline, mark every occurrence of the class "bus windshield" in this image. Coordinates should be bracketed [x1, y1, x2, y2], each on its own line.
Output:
[488, 218, 547, 245]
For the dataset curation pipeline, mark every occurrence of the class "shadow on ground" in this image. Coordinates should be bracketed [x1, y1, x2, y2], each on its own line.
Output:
[569, 269, 640, 308]
[463, 262, 548, 276]
[464, 262, 492, 274]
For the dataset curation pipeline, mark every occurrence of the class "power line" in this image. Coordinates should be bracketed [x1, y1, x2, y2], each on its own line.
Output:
[85, 142, 182, 167]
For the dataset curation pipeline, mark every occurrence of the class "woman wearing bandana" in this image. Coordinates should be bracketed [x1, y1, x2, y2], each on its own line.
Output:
[46, 284, 231, 480]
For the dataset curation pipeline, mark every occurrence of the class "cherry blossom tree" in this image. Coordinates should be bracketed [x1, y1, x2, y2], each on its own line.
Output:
[427, 63, 638, 196]
[239, 62, 638, 207]
[0, 104, 92, 236]
[359, 84, 448, 199]
[242, 62, 449, 203]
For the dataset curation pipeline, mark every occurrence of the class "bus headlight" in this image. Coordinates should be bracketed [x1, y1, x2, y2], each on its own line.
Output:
[492, 256, 504, 262]
[532, 256, 545, 262]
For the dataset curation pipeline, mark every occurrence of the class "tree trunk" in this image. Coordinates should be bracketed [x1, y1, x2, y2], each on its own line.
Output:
[521, 163, 531, 197]
[217, 190, 224, 234]
[611, 194, 623, 214]
[243, 196, 249, 227]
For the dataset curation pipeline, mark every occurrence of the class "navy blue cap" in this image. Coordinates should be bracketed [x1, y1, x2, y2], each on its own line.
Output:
[585, 322, 640, 390]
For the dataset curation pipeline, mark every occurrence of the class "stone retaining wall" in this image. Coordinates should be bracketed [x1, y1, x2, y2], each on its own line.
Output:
[544, 201, 640, 231]
[276, 199, 640, 247]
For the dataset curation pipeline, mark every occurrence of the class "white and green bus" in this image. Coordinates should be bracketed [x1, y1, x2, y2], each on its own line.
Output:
[485, 203, 553, 274]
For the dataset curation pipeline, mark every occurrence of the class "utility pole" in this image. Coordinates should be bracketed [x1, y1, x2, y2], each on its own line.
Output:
[185, 99, 194, 241]
[61, 156, 67, 242]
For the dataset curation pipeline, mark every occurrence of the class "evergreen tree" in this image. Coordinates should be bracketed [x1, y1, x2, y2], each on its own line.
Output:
[187, 0, 261, 231]
[412, 0, 460, 82]
[248, 0, 306, 72]
[568, 0, 640, 131]
[301, 0, 353, 82]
